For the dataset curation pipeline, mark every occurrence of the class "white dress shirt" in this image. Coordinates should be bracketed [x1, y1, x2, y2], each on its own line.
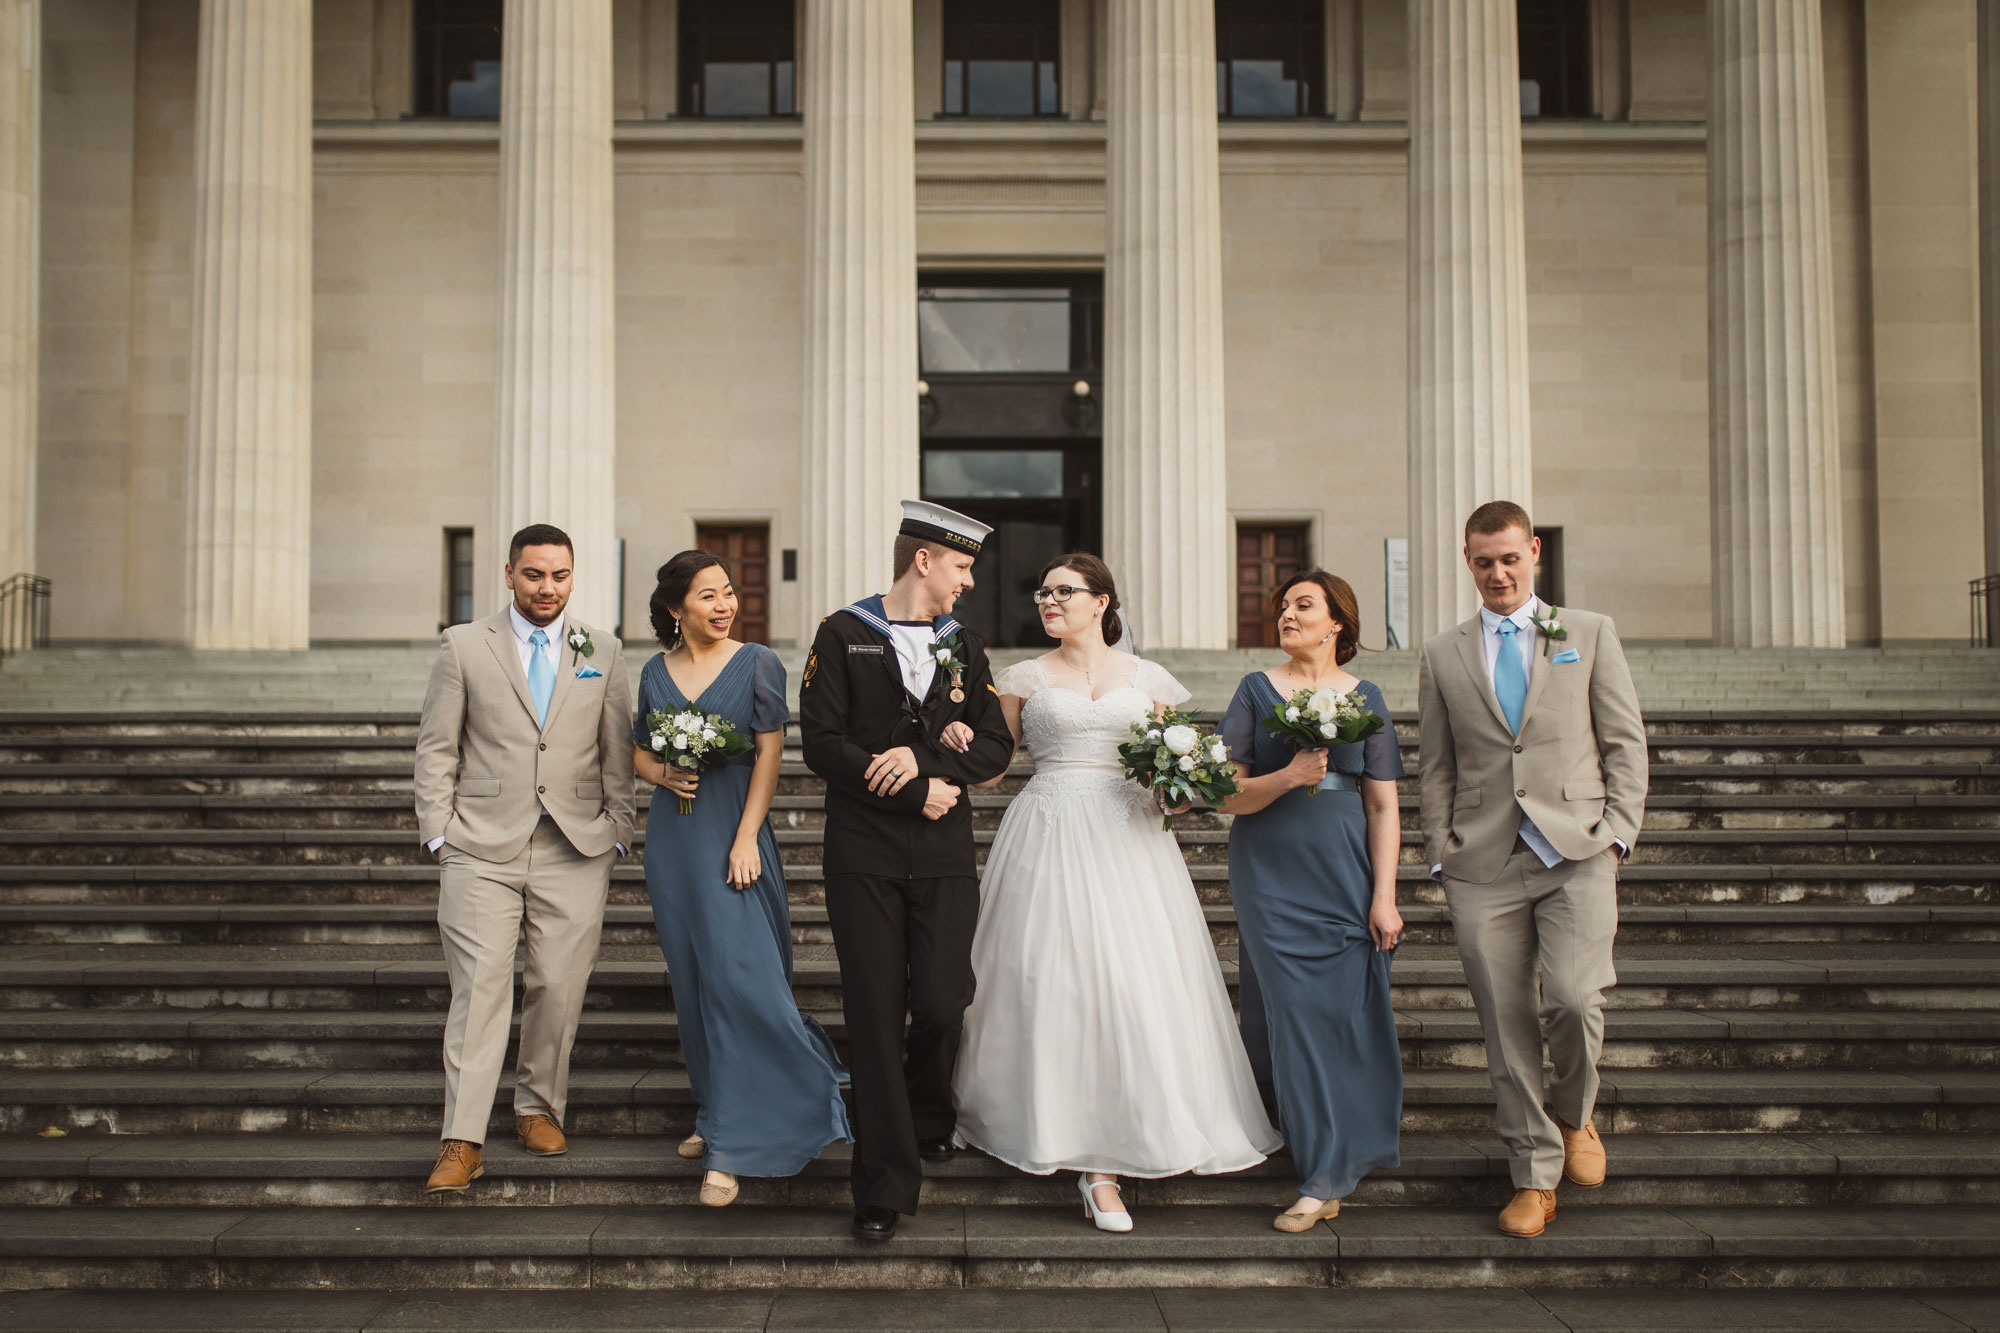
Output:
[886, 621, 940, 700]
[1429, 595, 1623, 878]
[510, 604, 566, 678]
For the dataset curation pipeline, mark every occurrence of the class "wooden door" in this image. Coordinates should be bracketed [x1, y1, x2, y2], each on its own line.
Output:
[1236, 523, 1310, 648]
[695, 524, 771, 645]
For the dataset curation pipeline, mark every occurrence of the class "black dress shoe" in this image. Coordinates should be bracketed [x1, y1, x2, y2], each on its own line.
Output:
[852, 1205, 899, 1242]
[918, 1136, 955, 1162]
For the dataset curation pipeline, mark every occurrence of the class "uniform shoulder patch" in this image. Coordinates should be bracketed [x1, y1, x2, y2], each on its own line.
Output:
[986, 683, 997, 696]
[802, 650, 818, 690]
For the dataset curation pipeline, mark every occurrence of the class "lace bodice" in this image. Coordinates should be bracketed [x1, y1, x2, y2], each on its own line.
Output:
[994, 653, 1191, 773]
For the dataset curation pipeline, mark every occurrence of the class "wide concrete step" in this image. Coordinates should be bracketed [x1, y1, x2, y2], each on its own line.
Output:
[4, 862, 1995, 907]
[4, 901, 1995, 949]
[5, 825, 1995, 869]
[5, 1132, 1999, 1210]
[2, 1287, 1997, 1333]
[5, 1005, 1996, 1073]
[6, 948, 1998, 1014]
[5, 1067, 1997, 1137]
[5, 790, 2000, 834]
[9, 761, 1994, 801]
[0, 1202, 1996, 1290]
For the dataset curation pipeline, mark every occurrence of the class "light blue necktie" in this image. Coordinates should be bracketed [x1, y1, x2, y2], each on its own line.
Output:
[1495, 618, 1527, 735]
[528, 628, 554, 726]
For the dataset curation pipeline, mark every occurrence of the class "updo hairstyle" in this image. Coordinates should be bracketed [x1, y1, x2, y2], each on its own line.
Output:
[649, 549, 727, 650]
[1037, 552, 1124, 648]
[1271, 569, 1363, 665]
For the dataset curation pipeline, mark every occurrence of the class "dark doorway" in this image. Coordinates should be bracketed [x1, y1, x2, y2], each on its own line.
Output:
[919, 273, 1103, 648]
[1533, 526, 1564, 609]
[696, 523, 772, 645]
[1236, 523, 1311, 648]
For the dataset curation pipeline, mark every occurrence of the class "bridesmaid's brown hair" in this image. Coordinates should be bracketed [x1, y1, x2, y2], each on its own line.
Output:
[1271, 570, 1363, 666]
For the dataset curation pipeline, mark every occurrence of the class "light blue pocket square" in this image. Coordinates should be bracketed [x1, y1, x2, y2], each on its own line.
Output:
[1553, 649, 1581, 665]
[575, 666, 603, 679]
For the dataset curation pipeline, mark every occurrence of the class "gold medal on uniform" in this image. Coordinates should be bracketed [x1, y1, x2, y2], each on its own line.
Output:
[949, 663, 965, 703]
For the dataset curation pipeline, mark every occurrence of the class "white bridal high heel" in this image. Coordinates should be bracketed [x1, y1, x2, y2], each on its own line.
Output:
[1079, 1175, 1133, 1233]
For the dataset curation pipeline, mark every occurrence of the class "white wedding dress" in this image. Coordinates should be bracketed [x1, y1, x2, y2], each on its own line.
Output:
[952, 652, 1281, 1177]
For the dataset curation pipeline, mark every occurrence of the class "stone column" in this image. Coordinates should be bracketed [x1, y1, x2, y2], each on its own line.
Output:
[1981, 1, 1999, 577]
[492, 0, 617, 630]
[1405, 0, 1533, 640]
[182, 0, 313, 650]
[800, 0, 918, 626]
[0, 0, 36, 582]
[1102, 0, 1230, 650]
[1707, 0, 1844, 646]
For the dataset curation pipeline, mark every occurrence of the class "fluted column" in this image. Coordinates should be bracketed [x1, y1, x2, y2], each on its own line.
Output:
[493, 0, 617, 629]
[1103, 0, 1229, 650]
[1406, 0, 1533, 641]
[1981, 1, 1999, 576]
[1707, 0, 1844, 646]
[0, 0, 36, 582]
[800, 0, 918, 628]
[183, 0, 312, 650]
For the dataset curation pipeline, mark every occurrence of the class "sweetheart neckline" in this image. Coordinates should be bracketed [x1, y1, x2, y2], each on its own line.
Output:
[1026, 684, 1149, 706]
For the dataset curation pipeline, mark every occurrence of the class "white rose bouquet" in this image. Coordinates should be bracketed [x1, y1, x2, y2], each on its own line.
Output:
[1115, 706, 1242, 831]
[643, 705, 755, 814]
[1261, 686, 1385, 795]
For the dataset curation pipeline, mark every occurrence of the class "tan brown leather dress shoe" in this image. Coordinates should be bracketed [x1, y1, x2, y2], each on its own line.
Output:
[424, 1139, 483, 1193]
[1559, 1119, 1606, 1187]
[1497, 1188, 1557, 1237]
[516, 1114, 567, 1156]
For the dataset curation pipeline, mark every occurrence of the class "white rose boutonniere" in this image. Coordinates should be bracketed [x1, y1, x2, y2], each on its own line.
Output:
[566, 626, 594, 663]
[1534, 606, 1569, 654]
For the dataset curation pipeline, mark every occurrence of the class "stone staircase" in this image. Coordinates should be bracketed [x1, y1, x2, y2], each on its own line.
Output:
[1, 704, 1999, 1326]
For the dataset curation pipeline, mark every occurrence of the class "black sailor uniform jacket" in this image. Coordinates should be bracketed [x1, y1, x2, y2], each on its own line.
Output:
[798, 602, 1015, 880]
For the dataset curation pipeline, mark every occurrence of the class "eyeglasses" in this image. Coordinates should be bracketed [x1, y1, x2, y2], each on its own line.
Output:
[1031, 585, 1100, 606]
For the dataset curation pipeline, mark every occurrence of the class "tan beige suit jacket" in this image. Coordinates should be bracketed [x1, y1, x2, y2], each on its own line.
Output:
[1417, 606, 1648, 885]
[414, 609, 636, 862]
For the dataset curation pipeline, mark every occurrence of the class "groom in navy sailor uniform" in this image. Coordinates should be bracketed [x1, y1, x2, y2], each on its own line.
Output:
[799, 500, 1014, 1242]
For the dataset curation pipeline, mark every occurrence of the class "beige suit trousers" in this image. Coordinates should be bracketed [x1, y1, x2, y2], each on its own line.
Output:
[1443, 845, 1619, 1189]
[437, 818, 613, 1144]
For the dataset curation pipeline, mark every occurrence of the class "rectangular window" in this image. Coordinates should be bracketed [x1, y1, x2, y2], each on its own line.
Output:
[443, 529, 476, 628]
[695, 524, 772, 646]
[923, 450, 1067, 499]
[1533, 527, 1565, 608]
[941, 0, 1062, 118]
[680, 0, 795, 118]
[1215, 0, 1324, 118]
[413, 0, 503, 119]
[917, 276, 1103, 375]
[1236, 523, 1311, 648]
[1518, 0, 1593, 119]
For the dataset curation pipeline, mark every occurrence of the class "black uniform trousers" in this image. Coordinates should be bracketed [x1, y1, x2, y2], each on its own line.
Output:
[824, 871, 980, 1214]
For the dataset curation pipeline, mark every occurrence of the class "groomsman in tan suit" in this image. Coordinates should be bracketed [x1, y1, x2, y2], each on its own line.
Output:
[1417, 501, 1647, 1237]
[413, 523, 635, 1192]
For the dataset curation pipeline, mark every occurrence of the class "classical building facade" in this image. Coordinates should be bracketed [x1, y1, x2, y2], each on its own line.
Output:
[3, 0, 1995, 650]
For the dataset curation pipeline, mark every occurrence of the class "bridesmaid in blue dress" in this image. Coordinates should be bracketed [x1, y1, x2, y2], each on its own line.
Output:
[632, 551, 850, 1207]
[1218, 569, 1406, 1232]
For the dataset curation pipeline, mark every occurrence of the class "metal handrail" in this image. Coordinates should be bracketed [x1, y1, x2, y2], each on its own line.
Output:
[0, 573, 50, 659]
[1973, 574, 1999, 648]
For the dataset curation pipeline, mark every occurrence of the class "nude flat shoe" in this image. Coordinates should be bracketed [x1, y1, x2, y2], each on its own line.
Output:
[699, 1172, 739, 1207]
[1273, 1199, 1340, 1233]
[677, 1132, 705, 1160]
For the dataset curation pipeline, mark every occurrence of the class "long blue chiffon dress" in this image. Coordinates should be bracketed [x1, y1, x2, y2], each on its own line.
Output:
[1219, 673, 1405, 1202]
[633, 643, 851, 1176]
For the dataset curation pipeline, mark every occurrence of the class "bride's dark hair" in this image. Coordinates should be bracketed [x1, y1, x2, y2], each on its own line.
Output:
[1037, 553, 1123, 647]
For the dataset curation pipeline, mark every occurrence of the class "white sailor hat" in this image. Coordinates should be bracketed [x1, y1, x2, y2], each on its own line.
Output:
[899, 499, 993, 555]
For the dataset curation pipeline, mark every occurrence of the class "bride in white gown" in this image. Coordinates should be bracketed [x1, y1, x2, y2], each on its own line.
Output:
[951, 554, 1280, 1232]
